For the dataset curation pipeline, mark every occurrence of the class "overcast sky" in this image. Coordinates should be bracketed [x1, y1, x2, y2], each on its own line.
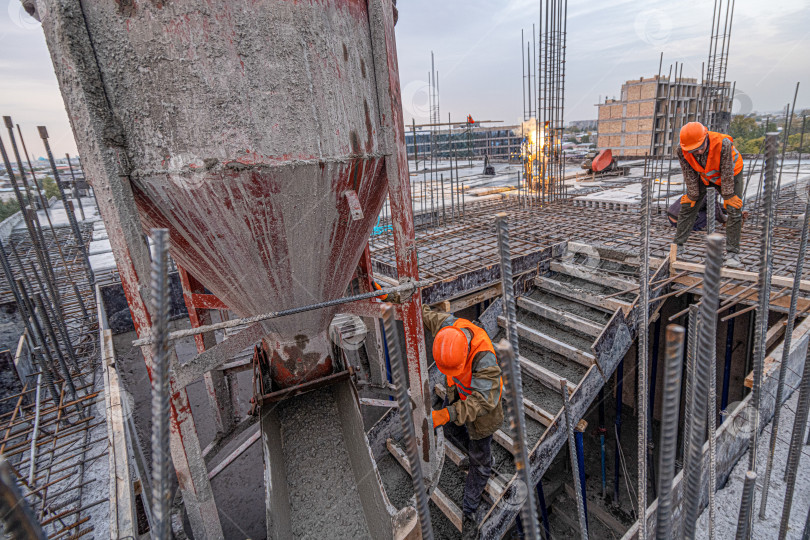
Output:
[0, 0, 807, 157]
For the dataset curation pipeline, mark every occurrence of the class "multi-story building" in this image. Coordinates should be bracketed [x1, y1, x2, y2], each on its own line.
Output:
[596, 76, 728, 157]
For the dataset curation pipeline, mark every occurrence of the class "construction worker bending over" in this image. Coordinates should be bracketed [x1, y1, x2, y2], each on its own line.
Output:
[424, 305, 503, 540]
[674, 121, 745, 268]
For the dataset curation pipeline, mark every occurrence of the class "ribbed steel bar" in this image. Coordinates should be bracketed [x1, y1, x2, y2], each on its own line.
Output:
[561, 377, 588, 539]
[759, 183, 810, 517]
[654, 325, 685, 540]
[683, 233, 724, 540]
[133, 279, 430, 346]
[494, 213, 540, 539]
[34, 293, 78, 403]
[37, 126, 95, 287]
[735, 471, 757, 540]
[683, 304, 699, 475]
[778, 333, 810, 538]
[150, 229, 172, 539]
[748, 134, 779, 478]
[638, 177, 651, 539]
[383, 303, 433, 540]
[64, 154, 85, 221]
[708, 187, 718, 540]
[0, 458, 46, 539]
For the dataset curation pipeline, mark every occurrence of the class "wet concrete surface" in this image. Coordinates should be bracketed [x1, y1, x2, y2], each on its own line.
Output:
[525, 289, 613, 325]
[517, 309, 596, 352]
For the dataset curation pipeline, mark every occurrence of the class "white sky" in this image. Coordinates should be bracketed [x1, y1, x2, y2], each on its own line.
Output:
[0, 0, 807, 157]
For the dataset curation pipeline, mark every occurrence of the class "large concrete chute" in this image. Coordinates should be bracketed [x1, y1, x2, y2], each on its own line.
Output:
[33, 0, 432, 537]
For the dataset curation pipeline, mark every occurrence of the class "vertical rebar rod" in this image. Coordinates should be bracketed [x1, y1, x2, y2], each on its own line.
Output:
[561, 377, 588, 539]
[382, 303, 433, 540]
[708, 186, 718, 540]
[33, 293, 79, 407]
[150, 229, 172, 540]
[683, 304, 699, 471]
[637, 177, 651, 539]
[38, 126, 95, 287]
[65, 154, 85, 221]
[494, 213, 540, 538]
[598, 388, 606, 499]
[759, 183, 810, 517]
[748, 133, 779, 477]
[735, 471, 757, 540]
[0, 458, 46, 539]
[683, 233, 724, 540]
[654, 324, 685, 540]
[778, 329, 810, 538]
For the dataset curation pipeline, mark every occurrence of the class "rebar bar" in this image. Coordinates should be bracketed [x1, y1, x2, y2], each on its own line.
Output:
[735, 471, 757, 540]
[381, 304, 433, 540]
[33, 294, 78, 406]
[150, 229, 171, 539]
[638, 177, 651, 540]
[0, 457, 46, 539]
[778, 329, 810, 538]
[707, 188, 718, 540]
[64, 155, 85, 221]
[683, 233, 724, 540]
[748, 133, 779, 480]
[654, 325, 685, 540]
[759, 182, 810, 517]
[494, 213, 540, 538]
[683, 304, 699, 472]
[561, 377, 588, 539]
[37, 126, 94, 287]
[133, 278, 429, 346]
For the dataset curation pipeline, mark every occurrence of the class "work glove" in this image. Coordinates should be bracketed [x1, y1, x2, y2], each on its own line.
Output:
[680, 194, 696, 207]
[432, 408, 450, 429]
[723, 195, 743, 210]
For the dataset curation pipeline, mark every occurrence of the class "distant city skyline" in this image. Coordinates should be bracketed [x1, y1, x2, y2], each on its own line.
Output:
[0, 0, 807, 157]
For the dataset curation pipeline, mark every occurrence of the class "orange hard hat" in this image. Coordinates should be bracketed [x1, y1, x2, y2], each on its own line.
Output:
[680, 122, 708, 152]
[433, 326, 469, 377]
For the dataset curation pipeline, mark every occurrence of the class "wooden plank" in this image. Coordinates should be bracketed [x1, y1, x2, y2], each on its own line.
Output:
[499, 318, 594, 367]
[519, 356, 577, 395]
[672, 275, 810, 313]
[672, 259, 810, 293]
[517, 296, 604, 338]
[766, 317, 788, 350]
[523, 397, 556, 427]
[440, 283, 503, 314]
[387, 439, 462, 531]
[550, 261, 637, 291]
[534, 276, 632, 313]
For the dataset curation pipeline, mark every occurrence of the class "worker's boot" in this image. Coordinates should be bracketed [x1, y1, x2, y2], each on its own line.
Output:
[724, 253, 743, 269]
[675, 244, 685, 259]
[462, 513, 478, 540]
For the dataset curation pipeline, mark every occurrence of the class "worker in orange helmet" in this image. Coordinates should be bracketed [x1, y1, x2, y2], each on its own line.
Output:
[423, 305, 503, 540]
[674, 121, 745, 268]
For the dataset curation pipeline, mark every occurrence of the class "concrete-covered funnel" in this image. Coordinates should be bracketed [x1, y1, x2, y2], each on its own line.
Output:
[57, 0, 389, 386]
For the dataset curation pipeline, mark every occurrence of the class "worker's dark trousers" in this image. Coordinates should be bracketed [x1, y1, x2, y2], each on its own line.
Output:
[674, 172, 744, 253]
[443, 420, 493, 516]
